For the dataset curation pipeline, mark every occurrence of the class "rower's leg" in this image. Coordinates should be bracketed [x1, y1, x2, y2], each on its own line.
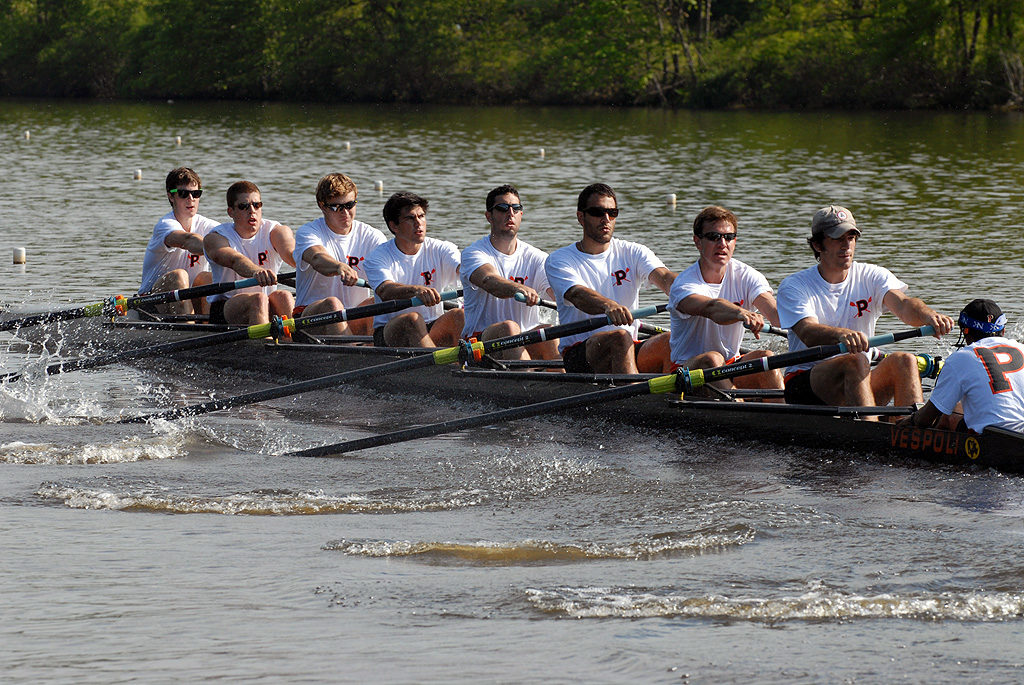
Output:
[224, 293, 269, 325]
[524, 325, 561, 363]
[384, 312, 433, 347]
[809, 353, 874, 412]
[190, 271, 212, 316]
[425, 308, 464, 347]
[152, 269, 191, 316]
[481, 320, 527, 360]
[636, 332, 673, 373]
[684, 350, 729, 392]
[299, 297, 352, 335]
[348, 296, 377, 337]
[870, 351, 922, 407]
[587, 329, 638, 374]
[269, 290, 295, 319]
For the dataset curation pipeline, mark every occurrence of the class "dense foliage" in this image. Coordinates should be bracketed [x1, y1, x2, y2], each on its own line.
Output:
[1, 0, 1022, 108]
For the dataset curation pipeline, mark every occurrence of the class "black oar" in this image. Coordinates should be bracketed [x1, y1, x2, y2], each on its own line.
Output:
[1, 289, 458, 384]
[0, 272, 305, 333]
[288, 325, 936, 457]
[122, 304, 667, 424]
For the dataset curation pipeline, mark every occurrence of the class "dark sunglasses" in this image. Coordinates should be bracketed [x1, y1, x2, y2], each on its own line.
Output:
[490, 202, 523, 213]
[583, 206, 619, 218]
[700, 231, 737, 242]
[324, 200, 357, 212]
[235, 201, 263, 211]
[172, 188, 203, 199]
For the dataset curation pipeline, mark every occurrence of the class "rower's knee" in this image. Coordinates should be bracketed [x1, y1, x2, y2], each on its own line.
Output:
[690, 351, 726, 369]
[483, 320, 521, 340]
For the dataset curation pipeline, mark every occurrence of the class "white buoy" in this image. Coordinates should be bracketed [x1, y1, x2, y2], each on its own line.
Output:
[175, 136, 182, 146]
[24, 131, 30, 141]
[374, 180, 383, 193]
[133, 169, 142, 180]
[667, 193, 677, 207]
[13, 247, 26, 264]
[344, 141, 351, 150]
[539, 147, 545, 158]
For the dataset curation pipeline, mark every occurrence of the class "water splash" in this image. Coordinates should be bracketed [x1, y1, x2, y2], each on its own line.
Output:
[1, 432, 185, 464]
[325, 529, 754, 565]
[524, 584, 1024, 622]
[35, 484, 486, 514]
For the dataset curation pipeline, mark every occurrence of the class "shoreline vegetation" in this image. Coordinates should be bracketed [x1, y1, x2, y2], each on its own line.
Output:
[1, 0, 1022, 110]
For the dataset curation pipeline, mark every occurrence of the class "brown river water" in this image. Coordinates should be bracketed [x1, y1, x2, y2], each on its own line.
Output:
[2, 100, 1024, 682]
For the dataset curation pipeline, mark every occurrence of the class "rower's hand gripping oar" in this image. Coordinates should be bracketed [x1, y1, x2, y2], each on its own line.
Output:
[121, 303, 667, 424]
[0, 271, 308, 332]
[0, 288, 454, 384]
[286, 325, 936, 457]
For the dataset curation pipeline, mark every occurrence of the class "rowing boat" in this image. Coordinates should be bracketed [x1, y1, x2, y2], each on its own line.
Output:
[6, 315, 1024, 472]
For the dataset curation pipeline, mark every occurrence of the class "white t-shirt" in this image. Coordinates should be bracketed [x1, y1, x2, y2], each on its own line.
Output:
[140, 211, 220, 293]
[777, 261, 907, 374]
[545, 238, 666, 352]
[364, 237, 461, 329]
[668, 258, 773, 364]
[206, 220, 284, 302]
[460, 235, 551, 338]
[293, 218, 388, 308]
[929, 336, 1024, 434]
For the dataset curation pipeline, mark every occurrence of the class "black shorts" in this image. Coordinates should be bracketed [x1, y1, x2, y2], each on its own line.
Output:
[783, 370, 826, 406]
[209, 300, 227, 325]
[562, 339, 644, 374]
[374, 318, 437, 347]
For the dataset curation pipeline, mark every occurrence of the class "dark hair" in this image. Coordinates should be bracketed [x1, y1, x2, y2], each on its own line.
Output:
[382, 191, 429, 231]
[693, 206, 737, 236]
[577, 183, 616, 212]
[316, 173, 357, 205]
[226, 180, 260, 207]
[486, 184, 519, 211]
[165, 167, 201, 196]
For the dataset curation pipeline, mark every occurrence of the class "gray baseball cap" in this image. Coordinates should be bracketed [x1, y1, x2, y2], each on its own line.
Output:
[811, 205, 860, 239]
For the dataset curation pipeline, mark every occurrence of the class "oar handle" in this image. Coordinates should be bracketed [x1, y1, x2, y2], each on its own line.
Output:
[683, 325, 937, 391]
[274, 288, 461, 338]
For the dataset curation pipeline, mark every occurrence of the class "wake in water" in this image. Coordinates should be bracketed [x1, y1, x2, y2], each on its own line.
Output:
[523, 581, 1024, 622]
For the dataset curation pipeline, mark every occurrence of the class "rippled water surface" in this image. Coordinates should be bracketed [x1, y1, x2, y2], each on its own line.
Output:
[3, 101, 1024, 682]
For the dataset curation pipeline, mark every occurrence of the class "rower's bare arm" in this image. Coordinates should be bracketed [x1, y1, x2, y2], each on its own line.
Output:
[204, 233, 272, 284]
[680, 294, 765, 336]
[303, 246, 359, 285]
[753, 292, 782, 328]
[900, 400, 943, 428]
[648, 267, 677, 295]
[470, 264, 538, 304]
[882, 290, 953, 338]
[164, 230, 204, 255]
[564, 285, 632, 325]
[271, 225, 297, 268]
[791, 317, 869, 352]
[376, 280, 440, 305]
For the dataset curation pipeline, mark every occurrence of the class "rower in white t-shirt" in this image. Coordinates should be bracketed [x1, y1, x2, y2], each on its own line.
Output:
[459, 184, 558, 361]
[544, 183, 676, 374]
[668, 205, 783, 392]
[904, 299, 1024, 434]
[203, 180, 296, 326]
[777, 205, 953, 412]
[292, 173, 387, 336]
[363, 191, 462, 348]
[139, 167, 220, 316]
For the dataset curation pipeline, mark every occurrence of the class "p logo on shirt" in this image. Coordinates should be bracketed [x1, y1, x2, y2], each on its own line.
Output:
[850, 297, 871, 317]
[612, 268, 631, 286]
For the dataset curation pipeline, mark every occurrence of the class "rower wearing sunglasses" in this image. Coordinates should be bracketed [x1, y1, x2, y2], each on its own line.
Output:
[459, 184, 560, 361]
[203, 180, 296, 325]
[777, 205, 954, 413]
[291, 173, 387, 336]
[663, 205, 784, 391]
[545, 183, 677, 374]
[138, 167, 220, 317]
